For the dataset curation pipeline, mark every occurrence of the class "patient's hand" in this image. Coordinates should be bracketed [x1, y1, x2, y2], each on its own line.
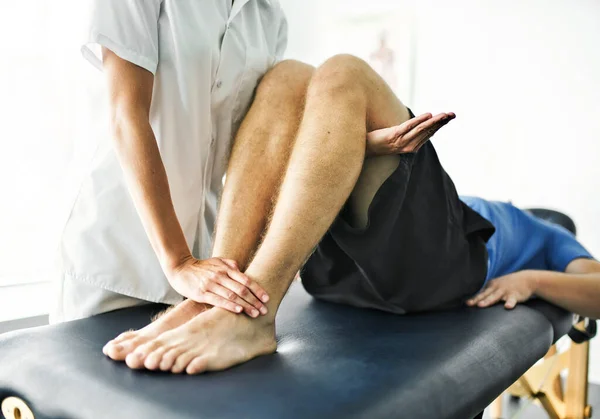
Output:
[466, 270, 537, 309]
[366, 112, 455, 156]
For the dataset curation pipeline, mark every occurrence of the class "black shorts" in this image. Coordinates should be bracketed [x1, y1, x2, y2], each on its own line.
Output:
[300, 109, 495, 314]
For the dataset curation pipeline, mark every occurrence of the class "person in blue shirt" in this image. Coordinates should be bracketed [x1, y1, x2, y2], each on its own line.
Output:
[461, 196, 598, 315]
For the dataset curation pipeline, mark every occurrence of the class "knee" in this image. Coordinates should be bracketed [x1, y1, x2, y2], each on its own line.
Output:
[254, 60, 315, 105]
[308, 54, 372, 99]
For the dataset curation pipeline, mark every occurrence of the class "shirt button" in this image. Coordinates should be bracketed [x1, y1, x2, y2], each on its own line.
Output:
[216, 80, 223, 88]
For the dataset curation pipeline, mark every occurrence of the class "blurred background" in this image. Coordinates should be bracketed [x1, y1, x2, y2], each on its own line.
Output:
[0, 0, 599, 394]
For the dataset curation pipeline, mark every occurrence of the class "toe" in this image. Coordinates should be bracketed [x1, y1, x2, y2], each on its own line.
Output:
[144, 346, 170, 370]
[105, 343, 124, 359]
[159, 348, 185, 371]
[113, 330, 136, 343]
[125, 350, 147, 369]
[125, 338, 163, 369]
[103, 331, 135, 356]
[107, 336, 148, 361]
[131, 339, 162, 364]
[186, 356, 208, 375]
[171, 350, 199, 374]
[119, 335, 146, 351]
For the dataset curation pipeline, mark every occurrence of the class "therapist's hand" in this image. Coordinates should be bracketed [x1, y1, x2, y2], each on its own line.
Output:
[466, 270, 537, 309]
[366, 112, 455, 157]
[166, 256, 270, 318]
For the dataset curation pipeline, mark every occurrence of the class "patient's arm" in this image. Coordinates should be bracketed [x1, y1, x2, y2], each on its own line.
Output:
[467, 258, 600, 319]
[533, 258, 600, 318]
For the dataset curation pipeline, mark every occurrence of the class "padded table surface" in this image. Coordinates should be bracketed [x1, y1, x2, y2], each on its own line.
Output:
[0, 282, 571, 419]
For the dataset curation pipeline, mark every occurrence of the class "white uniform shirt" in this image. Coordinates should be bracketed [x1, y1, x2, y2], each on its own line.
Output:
[59, 0, 287, 304]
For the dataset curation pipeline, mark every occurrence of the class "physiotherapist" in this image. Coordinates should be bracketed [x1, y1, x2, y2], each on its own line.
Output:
[53, 0, 287, 322]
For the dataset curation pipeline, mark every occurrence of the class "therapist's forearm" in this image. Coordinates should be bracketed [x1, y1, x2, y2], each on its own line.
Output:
[111, 115, 192, 273]
[533, 271, 600, 319]
[101, 47, 192, 274]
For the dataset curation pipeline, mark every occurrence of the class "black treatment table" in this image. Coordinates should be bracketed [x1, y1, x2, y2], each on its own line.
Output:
[0, 280, 572, 419]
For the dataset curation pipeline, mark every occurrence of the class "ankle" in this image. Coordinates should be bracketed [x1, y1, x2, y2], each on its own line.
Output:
[255, 315, 277, 347]
[178, 299, 210, 316]
[258, 310, 277, 329]
[245, 264, 295, 308]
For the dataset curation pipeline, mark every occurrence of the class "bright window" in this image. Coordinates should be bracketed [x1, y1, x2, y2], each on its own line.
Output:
[0, 2, 102, 318]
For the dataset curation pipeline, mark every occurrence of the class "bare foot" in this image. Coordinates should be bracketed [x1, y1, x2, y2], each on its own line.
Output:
[103, 299, 209, 361]
[124, 307, 277, 373]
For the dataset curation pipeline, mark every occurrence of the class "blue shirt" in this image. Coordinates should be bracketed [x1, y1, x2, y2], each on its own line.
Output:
[460, 197, 593, 283]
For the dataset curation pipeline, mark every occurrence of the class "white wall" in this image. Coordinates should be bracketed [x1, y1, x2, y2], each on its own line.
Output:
[278, 0, 323, 65]
[412, 0, 600, 257]
[0, 2, 97, 286]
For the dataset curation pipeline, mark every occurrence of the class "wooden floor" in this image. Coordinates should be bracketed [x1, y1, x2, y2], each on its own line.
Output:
[484, 383, 600, 419]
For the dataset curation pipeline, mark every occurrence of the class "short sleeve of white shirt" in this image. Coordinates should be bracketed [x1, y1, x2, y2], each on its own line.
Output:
[275, 7, 288, 62]
[81, 0, 162, 74]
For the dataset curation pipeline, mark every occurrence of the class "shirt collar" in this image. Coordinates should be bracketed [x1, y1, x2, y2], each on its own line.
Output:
[230, 0, 271, 22]
[230, 0, 251, 21]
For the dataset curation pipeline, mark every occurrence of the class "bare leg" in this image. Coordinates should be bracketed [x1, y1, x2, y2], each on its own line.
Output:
[245, 54, 410, 307]
[130, 55, 414, 374]
[211, 61, 315, 269]
[106, 61, 314, 364]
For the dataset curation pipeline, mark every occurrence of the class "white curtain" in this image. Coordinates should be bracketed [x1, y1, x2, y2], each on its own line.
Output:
[0, 1, 102, 289]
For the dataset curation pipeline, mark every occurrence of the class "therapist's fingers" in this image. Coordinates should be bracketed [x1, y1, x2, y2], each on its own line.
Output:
[226, 268, 270, 303]
[209, 283, 260, 317]
[197, 259, 269, 311]
[218, 275, 267, 314]
[212, 258, 268, 300]
[215, 257, 269, 303]
[201, 292, 248, 315]
[205, 282, 261, 317]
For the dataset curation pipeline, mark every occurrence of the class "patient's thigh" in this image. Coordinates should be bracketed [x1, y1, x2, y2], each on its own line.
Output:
[347, 154, 401, 229]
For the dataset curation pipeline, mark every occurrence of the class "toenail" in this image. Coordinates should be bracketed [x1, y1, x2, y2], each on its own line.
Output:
[261, 295, 269, 303]
[260, 307, 268, 315]
[252, 309, 259, 317]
